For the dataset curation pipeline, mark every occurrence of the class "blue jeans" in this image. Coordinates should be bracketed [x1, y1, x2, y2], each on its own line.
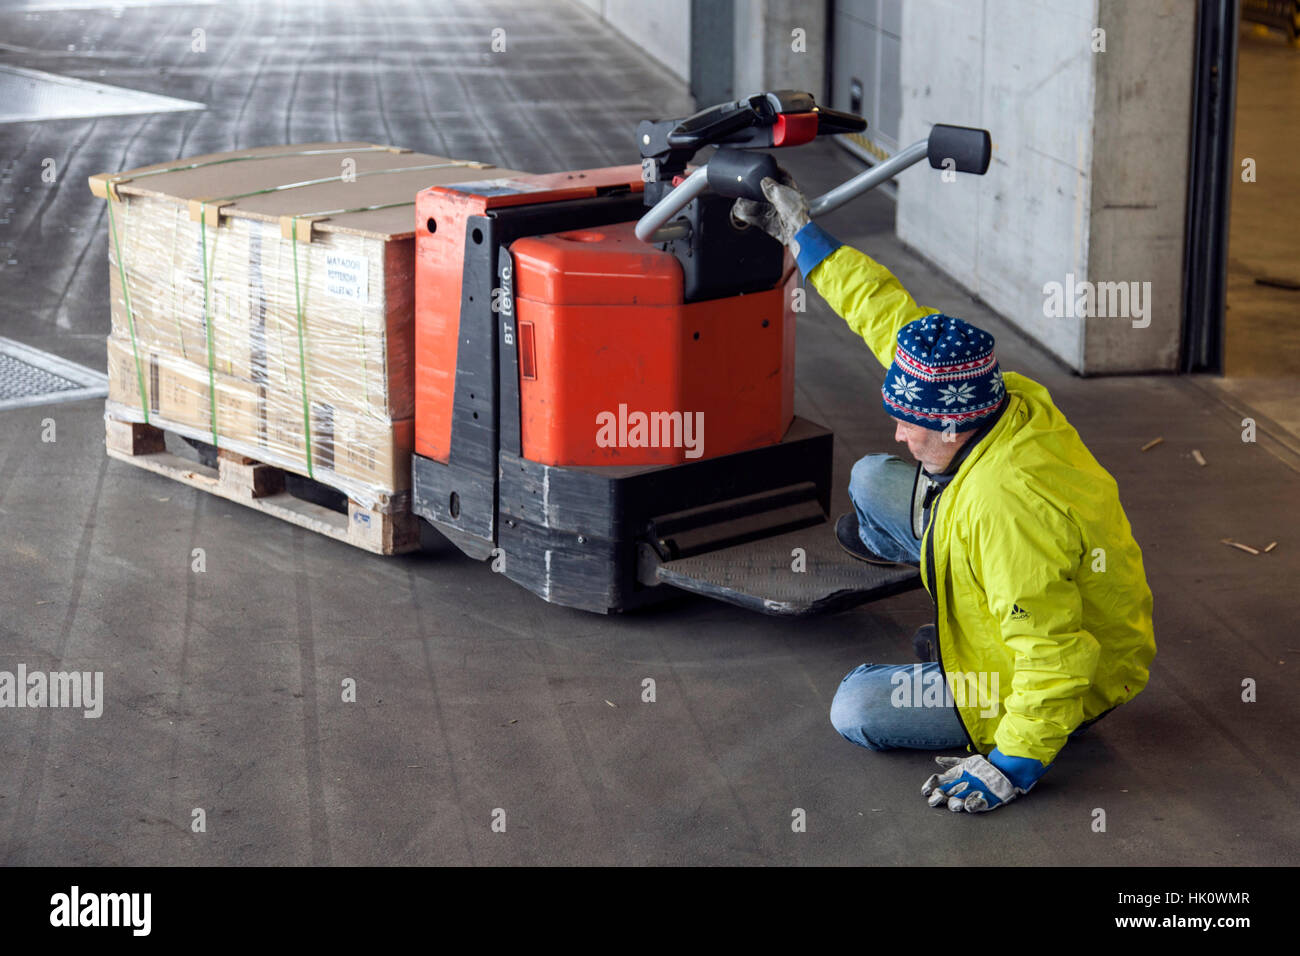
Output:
[830, 662, 969, 750]
[829, 661, 1105, 751]
[847, 453, 921, 565]
[833, 454, 1101, 752]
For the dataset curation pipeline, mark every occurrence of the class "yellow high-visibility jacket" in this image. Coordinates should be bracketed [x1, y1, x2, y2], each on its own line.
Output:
[810, 244, 1156, 765]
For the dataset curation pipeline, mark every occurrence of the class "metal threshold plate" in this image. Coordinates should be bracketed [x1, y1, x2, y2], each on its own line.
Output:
[0, 65, 205, 124]
[655, 524, 922, 617]
[0, 337, 108, 410]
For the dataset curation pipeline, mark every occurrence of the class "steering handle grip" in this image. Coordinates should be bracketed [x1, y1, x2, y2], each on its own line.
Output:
[926, 124, 992, 175]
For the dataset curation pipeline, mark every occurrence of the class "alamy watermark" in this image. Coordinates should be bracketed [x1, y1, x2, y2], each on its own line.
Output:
[0, 665, 103, 717]
[891, 664, 1000, 718]
[50, 886, 150, 936]
[595, 403, 704, 459]
[1042, 273, 1151, 328]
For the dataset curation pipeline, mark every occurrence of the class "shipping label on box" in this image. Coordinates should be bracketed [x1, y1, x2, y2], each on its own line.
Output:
[323, 251, 369, 305]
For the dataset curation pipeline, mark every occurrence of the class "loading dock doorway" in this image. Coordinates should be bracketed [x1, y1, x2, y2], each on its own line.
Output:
[827, 0, 903, 188]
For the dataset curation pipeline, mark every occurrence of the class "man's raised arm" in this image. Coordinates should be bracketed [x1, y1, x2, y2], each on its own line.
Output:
[732, 174, 935, 369]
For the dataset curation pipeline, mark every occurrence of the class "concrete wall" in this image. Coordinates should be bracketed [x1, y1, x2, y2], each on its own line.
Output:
[574, 0, 692, 83]
[895, 0, 1196, 374]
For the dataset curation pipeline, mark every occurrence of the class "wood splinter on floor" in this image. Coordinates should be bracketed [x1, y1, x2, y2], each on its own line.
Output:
[1264, 541, 1278, 553]
[1191, 449, 1207, 467]
[1254, 275, 1300, 291]
[1221, 538, 1261, 555]
[1140, 437, 1163, 452]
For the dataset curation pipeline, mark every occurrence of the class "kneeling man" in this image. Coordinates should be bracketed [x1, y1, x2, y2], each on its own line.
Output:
[734, 175, 1157, 814]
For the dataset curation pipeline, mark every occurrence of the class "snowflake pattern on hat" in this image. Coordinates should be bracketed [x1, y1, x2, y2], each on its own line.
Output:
[939, 382, 976, 406]
[891, 375, 922, 402]
[881, 314, 1004, 432]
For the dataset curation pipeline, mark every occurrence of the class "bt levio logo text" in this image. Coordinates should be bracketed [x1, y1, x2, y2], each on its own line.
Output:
[595, 404, 704, 459]
[50, 886, 151, 936]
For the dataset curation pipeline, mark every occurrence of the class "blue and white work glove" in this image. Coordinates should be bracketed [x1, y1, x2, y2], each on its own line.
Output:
[730, 171, 810, 248]
[730, 173, 842, 278]
[920, 747, 1048, 813]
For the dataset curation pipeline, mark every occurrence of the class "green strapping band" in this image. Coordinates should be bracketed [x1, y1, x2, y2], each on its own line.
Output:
[290, 216, 314, 479]
[199, 203, 220, 447]
[105, 195, 149, 424]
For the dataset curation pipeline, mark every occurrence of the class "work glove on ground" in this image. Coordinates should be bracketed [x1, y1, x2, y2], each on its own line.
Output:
[920, 747, 1048, 813]
[730, 171, 811, 252]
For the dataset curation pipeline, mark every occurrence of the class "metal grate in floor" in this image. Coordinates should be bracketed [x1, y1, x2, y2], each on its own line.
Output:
[0, 352, 82, 400]
[0, 337, 107, 410]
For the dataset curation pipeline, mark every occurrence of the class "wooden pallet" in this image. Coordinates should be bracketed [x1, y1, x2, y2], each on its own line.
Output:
[105, 416, 420, 555]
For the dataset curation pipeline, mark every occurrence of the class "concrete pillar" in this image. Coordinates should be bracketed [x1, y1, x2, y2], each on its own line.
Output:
[1084, 0, 1196, 372]
[578, 0, 693, 83]
[733, 0, 827, 101]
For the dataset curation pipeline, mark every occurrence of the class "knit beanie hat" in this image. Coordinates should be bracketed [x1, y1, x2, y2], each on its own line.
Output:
[882, 314, 1004, 432]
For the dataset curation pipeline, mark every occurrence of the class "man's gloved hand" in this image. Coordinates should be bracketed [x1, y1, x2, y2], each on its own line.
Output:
[920, 747, 1048, 813]
[730, 171, 811, 252]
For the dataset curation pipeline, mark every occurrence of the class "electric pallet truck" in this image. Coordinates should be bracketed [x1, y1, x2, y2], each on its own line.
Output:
[410, 91, 992, 615]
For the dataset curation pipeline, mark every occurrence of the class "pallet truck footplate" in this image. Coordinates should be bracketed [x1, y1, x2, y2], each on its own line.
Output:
[650, 529, 921, 617]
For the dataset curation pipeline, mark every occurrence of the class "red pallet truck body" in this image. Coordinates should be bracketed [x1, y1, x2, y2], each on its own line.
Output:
[411, 91, 992, 614]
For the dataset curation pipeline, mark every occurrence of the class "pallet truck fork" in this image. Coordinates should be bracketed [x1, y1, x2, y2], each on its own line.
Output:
[410, 91, 991, 615]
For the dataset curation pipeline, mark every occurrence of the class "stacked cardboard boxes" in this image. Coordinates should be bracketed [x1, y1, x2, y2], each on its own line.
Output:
[94, 142, 522, 509]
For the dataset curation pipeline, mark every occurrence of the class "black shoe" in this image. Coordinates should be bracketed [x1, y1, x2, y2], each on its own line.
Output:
[912, 624, 938, 663]
[834, 513, 909, 567]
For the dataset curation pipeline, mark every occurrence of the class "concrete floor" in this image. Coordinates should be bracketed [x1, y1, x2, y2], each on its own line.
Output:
[1, 1, 1298, 866]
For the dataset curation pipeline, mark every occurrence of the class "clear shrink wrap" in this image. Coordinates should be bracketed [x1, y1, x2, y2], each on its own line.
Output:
[93, 142, 523, 509]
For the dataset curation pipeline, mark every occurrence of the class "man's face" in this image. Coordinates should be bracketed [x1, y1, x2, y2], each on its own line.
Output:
[892, 416, 970, 474]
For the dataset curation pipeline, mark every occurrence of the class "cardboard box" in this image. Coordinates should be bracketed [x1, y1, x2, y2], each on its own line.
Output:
[263, 388, 339, 477]
[334, 413, 414, 491]
[93, 142, 522, 500]
[107, 335, 263, 443]
[106, 334, 154, 411]
[110, 198, 212, 362]
[259, 234, 413, 419]
[214, 373, 263, 446]
[106, 334, 204, 430]
[154, 355, 208, 432]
